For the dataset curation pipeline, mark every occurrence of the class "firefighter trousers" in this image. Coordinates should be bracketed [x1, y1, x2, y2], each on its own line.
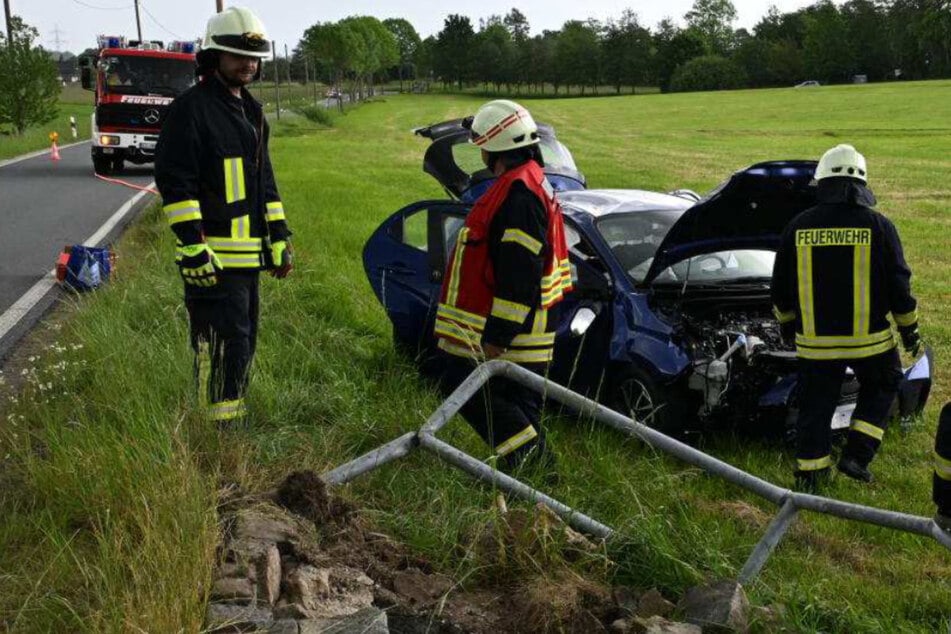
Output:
[437, 352, 548, 470]
[185, 270, 259, 423]
[934, 403, 951, 516]
[795, 347, 902, 473]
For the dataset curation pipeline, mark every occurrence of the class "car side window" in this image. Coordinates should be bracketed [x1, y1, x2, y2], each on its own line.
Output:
[400, 209, 428, 251]
[564, 220, 611, 293]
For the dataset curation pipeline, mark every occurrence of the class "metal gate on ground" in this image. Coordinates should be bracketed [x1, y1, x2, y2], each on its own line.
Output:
[321, 359, 951, 584]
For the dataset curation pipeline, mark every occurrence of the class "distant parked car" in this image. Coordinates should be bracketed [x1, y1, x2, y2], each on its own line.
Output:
[325, 88, 341, 98]
[794, 80, 821, 88]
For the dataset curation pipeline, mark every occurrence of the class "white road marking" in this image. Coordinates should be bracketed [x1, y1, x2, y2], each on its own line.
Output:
[0, 182, 156, 343]
[0, 140, 90, 169]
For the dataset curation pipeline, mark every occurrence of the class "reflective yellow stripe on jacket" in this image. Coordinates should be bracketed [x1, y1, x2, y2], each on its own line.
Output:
[223, 157, 246, 203]
[164, 199, 202, 226]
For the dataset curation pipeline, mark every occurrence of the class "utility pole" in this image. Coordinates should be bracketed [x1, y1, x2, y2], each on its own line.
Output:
[4, 0, 13, 47]
[216, 0, 223, 12]
[272, 40, 280, 120]
[50, 24, 65, 51]
[284, 42, 290, 84]
[133, 0, 142, 42]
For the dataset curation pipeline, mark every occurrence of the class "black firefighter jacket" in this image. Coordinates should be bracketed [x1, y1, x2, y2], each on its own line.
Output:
[771, 178, 918, 361]
[155, 75, 290, 270]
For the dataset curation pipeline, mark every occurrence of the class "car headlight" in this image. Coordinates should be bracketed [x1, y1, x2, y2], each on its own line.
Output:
[99, 135, 121, 146]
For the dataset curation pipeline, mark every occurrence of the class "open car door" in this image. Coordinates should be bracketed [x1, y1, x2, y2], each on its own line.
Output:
[415, 118, 587, 203]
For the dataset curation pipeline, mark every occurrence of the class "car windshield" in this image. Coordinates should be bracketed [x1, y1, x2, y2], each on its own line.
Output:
[597, 210, 776, 284]
[100, 55, 194, 96]
[451, 137, 579, 175]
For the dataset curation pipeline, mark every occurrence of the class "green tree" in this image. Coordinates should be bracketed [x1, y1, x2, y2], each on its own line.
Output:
[669, 54, 747, 91]
[383, 18, 421, 90]
[0, 17, 60, 135]
[602, 9, 651, 94]
[685, 0, 738, 54]
[842, 0, 892, 81]
[802, 1, 854, 83]
[556, 20, 601, 95]
[652, 20, 706, 91]
[436, 14, 475, 89]
[473, 22, 515, 92]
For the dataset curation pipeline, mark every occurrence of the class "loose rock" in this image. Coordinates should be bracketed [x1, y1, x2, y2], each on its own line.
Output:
[676, 580, 749, 634]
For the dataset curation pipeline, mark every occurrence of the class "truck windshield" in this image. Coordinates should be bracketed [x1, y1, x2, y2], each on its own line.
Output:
[100, 55, 194, 96]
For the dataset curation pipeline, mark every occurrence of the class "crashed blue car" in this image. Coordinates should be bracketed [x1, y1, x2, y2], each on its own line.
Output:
[363, 119, 933, 435]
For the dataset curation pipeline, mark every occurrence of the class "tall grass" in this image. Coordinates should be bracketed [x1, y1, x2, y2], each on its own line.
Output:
[1, 82, 950, 632]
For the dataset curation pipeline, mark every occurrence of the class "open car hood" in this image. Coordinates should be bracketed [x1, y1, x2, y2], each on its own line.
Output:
[414, 118, 586, 202]
[643, 161, 818, 285]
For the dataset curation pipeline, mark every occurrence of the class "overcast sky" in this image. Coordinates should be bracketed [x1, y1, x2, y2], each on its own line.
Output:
[23, 0, 825, 54]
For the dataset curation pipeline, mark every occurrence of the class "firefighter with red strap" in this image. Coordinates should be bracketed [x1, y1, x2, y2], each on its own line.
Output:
[772, 144, 920, 491]
[435, 99, 572, 473]
[155, 8, 292, 428]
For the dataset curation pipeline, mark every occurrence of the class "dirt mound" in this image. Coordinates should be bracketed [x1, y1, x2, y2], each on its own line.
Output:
[276, 470, 354, 526]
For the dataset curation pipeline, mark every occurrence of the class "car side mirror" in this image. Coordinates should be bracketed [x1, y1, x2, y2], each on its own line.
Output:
[570, 306, 598, 337]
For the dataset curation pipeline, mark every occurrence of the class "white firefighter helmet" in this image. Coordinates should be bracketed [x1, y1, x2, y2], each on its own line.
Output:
[469, 99, 540, 153]
[815, 144, 867, 182]
[202, 7, 271, 58]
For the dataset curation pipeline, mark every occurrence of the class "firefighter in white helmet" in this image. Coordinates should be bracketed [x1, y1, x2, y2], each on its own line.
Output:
[155, 7, 293, 428]
[433, 100, 573, 474]
[772, 144, 920, 491]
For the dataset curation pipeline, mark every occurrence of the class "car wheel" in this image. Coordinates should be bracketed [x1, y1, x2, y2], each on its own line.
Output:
[92, 156, 112, 175]
[613, 367, 691, 436]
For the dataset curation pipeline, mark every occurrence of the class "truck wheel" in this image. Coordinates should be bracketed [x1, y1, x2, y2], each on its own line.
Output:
[612, 366, 692, 437]
[93, 156, 112, 175]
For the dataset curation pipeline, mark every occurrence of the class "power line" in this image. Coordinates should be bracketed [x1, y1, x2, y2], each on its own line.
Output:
[138, 2, 183, 39]
[70, 0, 132, 10]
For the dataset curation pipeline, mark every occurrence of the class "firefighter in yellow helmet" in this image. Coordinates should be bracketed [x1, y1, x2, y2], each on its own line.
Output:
[771, 144, 920, 491]
[433, 99, 572, 473]
[155, 7, 293, 428]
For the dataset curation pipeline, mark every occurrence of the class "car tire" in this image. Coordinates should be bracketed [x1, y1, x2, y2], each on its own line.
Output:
[612, 366, 692, 437]
[92, 156, 112, 175]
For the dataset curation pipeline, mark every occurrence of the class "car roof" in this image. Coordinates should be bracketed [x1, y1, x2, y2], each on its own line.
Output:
[558, 188, 693, 220]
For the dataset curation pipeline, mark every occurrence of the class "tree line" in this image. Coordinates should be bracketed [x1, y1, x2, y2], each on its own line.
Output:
[296, 0, 951, 95]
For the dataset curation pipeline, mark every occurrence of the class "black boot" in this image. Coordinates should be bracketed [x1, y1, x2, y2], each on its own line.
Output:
[794, 468, 831, 494]
[936, 508, 951, 533]
[837, 455, 874, 483]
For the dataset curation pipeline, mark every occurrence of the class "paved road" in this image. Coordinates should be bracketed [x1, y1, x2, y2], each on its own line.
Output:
[0, 141, 155, 356]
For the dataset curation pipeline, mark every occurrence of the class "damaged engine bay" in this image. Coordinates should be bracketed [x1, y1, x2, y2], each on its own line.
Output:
[660, 292, 856, 432]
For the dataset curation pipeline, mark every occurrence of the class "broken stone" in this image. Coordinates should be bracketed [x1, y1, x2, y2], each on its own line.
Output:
[632, 616, 702, 634]
[611, 617, 633, 633]
[372, 585, 401, 608]
[210, 577, 256, 604]
[205, 603, 272, 633]
[272, 599, 314, 620]
[392, 568, 454, 608]
[217, 562, 253, 580]
[677, 580, 750, 634]
[233, 508, 300, 543]
[267, 621, 299, 634]
[285, 564, 374, 618]
[297, 607, 389, 634]
[613, 586, 641, 616]
[638, 588, 675, 618]
[255, 543, 282, 606]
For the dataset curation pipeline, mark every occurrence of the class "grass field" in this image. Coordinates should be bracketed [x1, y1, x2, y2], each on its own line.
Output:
[0, 84, 93, 161]
[1, 81, 950, 632]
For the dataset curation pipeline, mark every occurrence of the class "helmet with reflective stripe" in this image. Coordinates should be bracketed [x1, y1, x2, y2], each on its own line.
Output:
[469, 99, 539, 153]
[202, 7, 271, 58]
[816, 144, 867, 183]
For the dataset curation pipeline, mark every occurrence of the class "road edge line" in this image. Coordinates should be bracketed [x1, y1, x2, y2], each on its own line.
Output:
[0, 182, 156, 346]
[0, 140, 90, 170]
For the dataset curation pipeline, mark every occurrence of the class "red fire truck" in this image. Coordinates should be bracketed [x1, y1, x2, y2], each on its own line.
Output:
[79, 36, 197, 175]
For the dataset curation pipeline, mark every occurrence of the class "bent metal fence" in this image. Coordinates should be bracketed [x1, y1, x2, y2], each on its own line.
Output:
[321, 360, 951, 583]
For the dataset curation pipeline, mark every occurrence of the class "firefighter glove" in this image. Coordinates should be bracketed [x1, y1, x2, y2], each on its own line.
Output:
[178, 243, 221, 287]
[269, 239, 293, 279]
[899, 325, 921, 356]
